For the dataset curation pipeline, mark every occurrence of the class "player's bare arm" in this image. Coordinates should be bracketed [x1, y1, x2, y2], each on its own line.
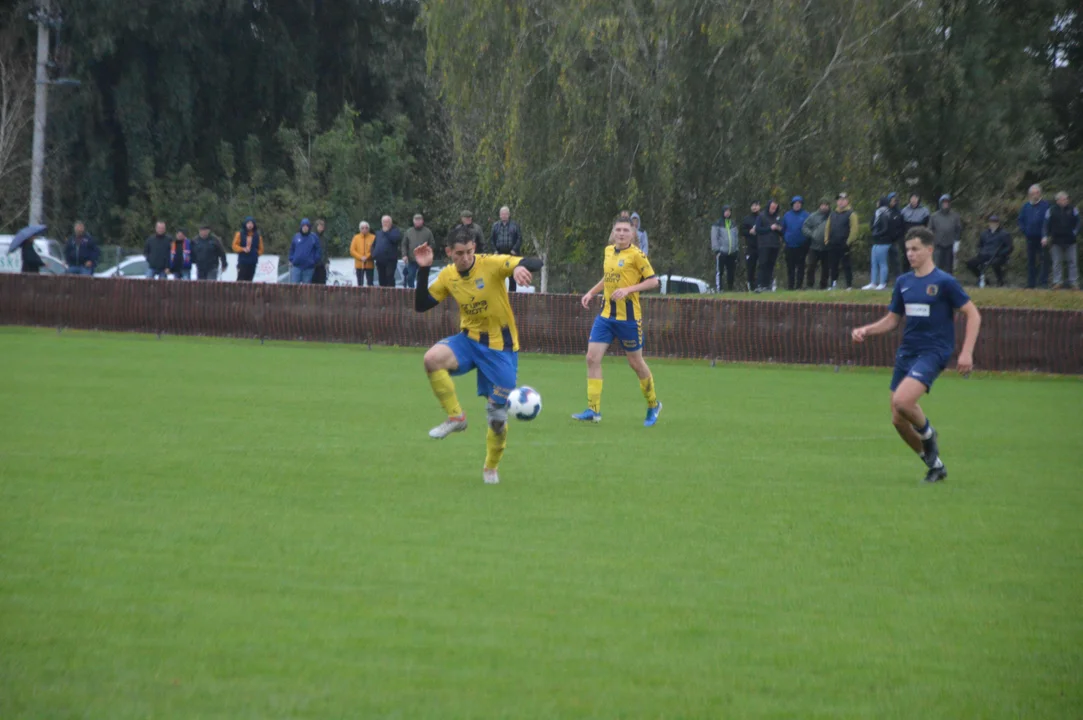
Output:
[956, 301, 981, 374]
[852, 313, 900, 343]
[582, 279, 604, 309]
[611, 276, 659, 302]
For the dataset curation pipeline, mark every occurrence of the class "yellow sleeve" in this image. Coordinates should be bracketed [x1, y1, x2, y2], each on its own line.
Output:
[258, 236, 264, 255]
[488, 254, 519, 279]
[638, 251, 656, 280]
[428, 267, 450, 302]
[232, 232, 243, 252]
[350, 235, 362, 260]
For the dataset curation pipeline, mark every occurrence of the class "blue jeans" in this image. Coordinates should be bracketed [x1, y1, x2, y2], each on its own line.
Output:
[870, 244, 889, 286]
[66, 266, 94, 275]
[404, 261, 419, 288]
[145, 269, 169, 279]
[290, 266, 315, 284]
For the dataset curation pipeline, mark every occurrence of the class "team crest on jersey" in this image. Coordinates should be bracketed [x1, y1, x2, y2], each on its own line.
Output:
[926, 285, 939, 296]
[618, 259, 625, 267]
[475, 279, 485, 289]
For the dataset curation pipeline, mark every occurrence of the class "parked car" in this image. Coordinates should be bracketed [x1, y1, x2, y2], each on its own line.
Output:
[658, 274, 711, 295]
[277, 268, 355, 286]
[0, 237, 66, 274]
[95, 255, 152, 278]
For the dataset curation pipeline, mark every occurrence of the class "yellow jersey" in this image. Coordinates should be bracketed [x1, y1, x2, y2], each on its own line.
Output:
[429, 254, 521, 351]
[600, 244, 655, 322]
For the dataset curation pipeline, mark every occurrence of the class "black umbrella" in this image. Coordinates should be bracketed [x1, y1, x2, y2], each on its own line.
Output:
[6, 224, 48, 253]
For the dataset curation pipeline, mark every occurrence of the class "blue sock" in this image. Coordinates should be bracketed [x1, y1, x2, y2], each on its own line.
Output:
[914, 419, 933, 439]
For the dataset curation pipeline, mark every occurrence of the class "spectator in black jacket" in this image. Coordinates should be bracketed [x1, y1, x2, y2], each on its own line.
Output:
[19, 235, 45, 274]
[144, 221, 172, 279]
[373, 215, 402, 287]
[965, 214, 1013, 286]
[193, 223, 228, 280]
[741, 201, 761, 291]
[64, 222, 100, 275]
[453, 210, 485, 251]
[491, 206, 523, 291]
[754, 200, 783, 292]
[1043, 191, 1080, 289]
[311, 218, 329, 285]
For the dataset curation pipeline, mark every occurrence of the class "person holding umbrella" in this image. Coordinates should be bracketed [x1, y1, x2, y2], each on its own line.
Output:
[6, 224, 47, 274]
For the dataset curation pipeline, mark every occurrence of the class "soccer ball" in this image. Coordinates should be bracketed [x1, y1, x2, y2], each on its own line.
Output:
[508, 386, 543, 421]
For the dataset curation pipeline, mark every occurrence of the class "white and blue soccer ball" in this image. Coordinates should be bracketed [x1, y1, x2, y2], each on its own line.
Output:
[508, 386, 543, 421]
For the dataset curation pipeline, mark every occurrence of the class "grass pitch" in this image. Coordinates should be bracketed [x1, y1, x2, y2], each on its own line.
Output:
[1, 327, 1080, 719]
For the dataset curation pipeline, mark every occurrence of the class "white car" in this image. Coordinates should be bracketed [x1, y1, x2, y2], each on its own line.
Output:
[658, 274, 711, 295]
[95, 255, 152, 278]
[0, 237, 66, 273]
[277, 268, 355, 286]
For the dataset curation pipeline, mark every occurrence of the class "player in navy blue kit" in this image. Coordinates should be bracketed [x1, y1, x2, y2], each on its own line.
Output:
[852, 227, 982, 482]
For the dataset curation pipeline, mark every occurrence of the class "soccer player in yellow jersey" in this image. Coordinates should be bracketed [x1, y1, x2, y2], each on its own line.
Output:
[572, 215, 662, 426]
[413, 225, 543, 484]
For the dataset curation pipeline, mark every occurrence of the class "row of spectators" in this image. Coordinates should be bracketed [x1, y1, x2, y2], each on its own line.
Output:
[710, 185, 1079, 291]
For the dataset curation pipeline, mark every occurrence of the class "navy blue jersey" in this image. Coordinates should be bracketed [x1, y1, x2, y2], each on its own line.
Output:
[889, 268, 970, 356]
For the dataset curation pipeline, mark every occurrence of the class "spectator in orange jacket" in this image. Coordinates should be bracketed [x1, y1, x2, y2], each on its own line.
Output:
[232, 216, 264, 282]
[350, 221, 376, 286]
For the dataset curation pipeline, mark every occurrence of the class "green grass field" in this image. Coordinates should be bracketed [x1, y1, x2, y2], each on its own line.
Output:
[1, 327, 1081, 719]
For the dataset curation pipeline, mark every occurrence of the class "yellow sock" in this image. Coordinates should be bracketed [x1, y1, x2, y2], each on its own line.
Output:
[484, 424, 508, 470]
[587, 378, 603, 413]
[428, 370, 463, 418]
[639, 374, 658, 408]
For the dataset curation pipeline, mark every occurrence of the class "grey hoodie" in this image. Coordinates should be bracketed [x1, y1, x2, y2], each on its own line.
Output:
[711, 211, 740, 254]
[631, 212, 649, 255]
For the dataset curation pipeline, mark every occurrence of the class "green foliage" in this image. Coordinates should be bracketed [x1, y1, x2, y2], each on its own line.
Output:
[43, 0, 440, 245]
[111, 103, 419, 254]
[424, 0, 1070, 289]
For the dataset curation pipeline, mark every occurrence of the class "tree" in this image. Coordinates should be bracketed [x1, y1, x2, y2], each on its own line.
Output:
[0, 15, 34, 231]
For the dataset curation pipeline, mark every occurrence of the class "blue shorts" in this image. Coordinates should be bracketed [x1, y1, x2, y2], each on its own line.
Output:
[891, 350, 949, 392]
[442, 332, 518, 406]
[588, 315, 643, 352]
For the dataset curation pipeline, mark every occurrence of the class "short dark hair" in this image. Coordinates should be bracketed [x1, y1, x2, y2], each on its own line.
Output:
[612, 214, 634, 228]
[905, 227, 935, 246]
[447, 225, 477, 248]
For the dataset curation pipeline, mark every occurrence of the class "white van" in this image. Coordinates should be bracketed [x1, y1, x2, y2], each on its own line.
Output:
[0, 236, 66, 274]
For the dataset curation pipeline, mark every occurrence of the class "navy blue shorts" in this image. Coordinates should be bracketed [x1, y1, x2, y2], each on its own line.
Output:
[588, 315, 643, 352]
[891, 350, 949, 392]
[442, 332, 518, 406]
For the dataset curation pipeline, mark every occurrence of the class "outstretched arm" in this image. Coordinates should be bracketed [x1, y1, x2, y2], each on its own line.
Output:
[852, 312, 900, 343]
[413, 243, 440, 312]
[512, 256, 543, 286]
[956, 301, 981, 374]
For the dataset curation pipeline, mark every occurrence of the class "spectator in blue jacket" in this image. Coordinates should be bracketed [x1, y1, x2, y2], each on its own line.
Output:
[64, 222, 99, 275]
[288, 218, 322, 284]
[782, 196, 810, 290]
[1018, 184, 1051, 288]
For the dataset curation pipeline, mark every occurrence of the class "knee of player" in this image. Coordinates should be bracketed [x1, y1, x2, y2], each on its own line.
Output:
[422, 349, 443, 373]
[487, 404, 508, 433]
[890, 395, 912, 418]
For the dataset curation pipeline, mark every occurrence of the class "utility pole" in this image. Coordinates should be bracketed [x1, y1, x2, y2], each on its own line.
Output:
[29, 0, 51, 226]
